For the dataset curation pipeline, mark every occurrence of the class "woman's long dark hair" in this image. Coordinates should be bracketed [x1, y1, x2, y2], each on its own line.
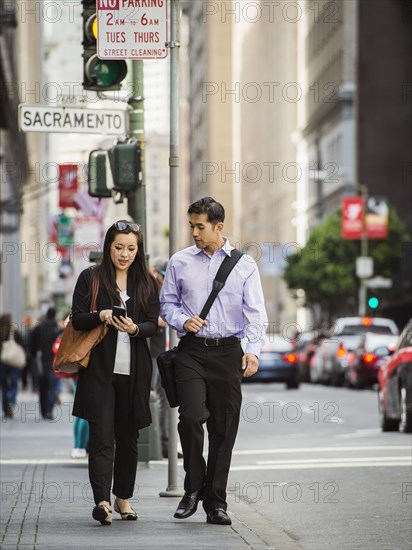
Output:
[92, 222, 157, 313]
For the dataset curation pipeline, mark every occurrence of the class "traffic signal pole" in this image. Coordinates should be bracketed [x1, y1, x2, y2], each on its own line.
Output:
[159, 0, 182, 498]
[358, 184, 369, 316]
[127, 60, 147, 245]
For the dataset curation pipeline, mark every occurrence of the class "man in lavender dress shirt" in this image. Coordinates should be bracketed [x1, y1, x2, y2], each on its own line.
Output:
[160, 197, 267, 525]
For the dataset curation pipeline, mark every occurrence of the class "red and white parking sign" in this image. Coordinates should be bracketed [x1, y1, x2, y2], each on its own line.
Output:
[97, 0, 168, 59]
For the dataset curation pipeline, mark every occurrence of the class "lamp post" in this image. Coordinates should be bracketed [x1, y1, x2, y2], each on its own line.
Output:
[352, 182, 372, 316]
[159, 0, 183, 498]
[358, 183, 368, 315]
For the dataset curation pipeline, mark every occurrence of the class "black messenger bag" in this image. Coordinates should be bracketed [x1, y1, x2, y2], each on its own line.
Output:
[157, 249, 243, 408]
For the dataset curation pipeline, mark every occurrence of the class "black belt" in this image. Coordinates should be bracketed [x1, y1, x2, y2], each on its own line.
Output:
[191, 336, 240, 347]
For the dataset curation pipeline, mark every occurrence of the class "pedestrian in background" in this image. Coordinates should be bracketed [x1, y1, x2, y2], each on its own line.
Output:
[149, 257, 183, 460]
[0, 313, 26, 419]
[71, 220, 159, 526]
[71, 378, 89, 458]
[51, 332, 90, 460]
[160, 197, 267, 525]
[19, 316, 32, 392]
[30, 307, 60, 420]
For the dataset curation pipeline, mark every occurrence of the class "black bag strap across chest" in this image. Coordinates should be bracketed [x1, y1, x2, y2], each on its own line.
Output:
[198, 248, 244, 320]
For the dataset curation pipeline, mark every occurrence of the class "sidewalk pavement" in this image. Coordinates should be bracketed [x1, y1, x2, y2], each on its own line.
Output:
[1, 390, 301, 550]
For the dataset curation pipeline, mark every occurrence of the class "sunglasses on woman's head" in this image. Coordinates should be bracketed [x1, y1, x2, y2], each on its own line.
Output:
[114, 221, 141, 232]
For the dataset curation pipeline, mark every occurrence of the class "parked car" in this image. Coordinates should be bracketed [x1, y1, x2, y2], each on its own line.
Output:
[378, 319, 412, 433]
[309, 317, 398, 385]
[345, 333, 398, 388]
[311, 334, 364, 385]
[293, 331, 323, 382]
[243, 335, 299, 389]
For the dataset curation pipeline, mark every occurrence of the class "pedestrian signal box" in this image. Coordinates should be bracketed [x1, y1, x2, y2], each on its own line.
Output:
[87, 141, 142, 198]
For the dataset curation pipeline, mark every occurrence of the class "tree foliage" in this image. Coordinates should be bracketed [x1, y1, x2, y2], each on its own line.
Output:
[283, 206, 409, 321]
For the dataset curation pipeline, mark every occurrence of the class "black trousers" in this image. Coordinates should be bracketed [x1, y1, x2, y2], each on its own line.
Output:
[175, 337, 244, 512]
[88, 374, 139, 505]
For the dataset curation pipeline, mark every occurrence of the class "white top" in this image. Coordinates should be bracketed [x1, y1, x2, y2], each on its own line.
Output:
[113, 291, 131, 376]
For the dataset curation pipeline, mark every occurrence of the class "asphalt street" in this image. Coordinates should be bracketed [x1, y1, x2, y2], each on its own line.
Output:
[232, 382, 412, 550]
[1, 383, 411, 550]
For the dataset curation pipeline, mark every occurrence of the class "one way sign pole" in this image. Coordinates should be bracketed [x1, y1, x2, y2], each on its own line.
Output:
[127, 60, 146, 247]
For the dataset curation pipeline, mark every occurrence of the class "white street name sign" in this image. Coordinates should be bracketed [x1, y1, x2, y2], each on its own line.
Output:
[19, 105, 128, 135]
[366, 277, 393, 289]
[356, 256, 374, 279]
[97, 0, 168, 59]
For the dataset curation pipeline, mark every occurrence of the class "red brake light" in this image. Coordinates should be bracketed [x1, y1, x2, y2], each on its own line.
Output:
[363, 353, 376, 364]
[362, 317, 373, 326]
[336, 346, 347, 358]
[285, 353, 298, 363]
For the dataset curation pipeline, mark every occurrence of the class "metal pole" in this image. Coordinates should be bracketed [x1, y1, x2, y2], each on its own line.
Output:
[128, 60, 147, 245]
[358, 184, 368, 316]
[315, 137, 323, 224]
[159, 0, 182, 498]
[128, 61, 163, 462]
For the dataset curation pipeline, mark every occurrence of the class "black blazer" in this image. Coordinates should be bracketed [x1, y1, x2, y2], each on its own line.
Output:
[71, 267, 159, 430]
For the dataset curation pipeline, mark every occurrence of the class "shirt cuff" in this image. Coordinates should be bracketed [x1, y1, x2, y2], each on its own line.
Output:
[245, 342, 262, 358]
[177, 314, 190, 333]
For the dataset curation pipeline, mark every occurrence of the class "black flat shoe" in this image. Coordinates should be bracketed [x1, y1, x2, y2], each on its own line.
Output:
[114, 499, 138, 520]
[173, 491, 201, 519]
[92, 504, 112, 525]
[206, 508, 232, 525]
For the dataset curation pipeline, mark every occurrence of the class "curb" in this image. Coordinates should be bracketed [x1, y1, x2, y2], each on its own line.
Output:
[230, 496, 303, 550]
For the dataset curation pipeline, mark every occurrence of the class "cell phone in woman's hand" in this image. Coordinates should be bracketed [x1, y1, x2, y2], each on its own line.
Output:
[112, 305, 126, 318]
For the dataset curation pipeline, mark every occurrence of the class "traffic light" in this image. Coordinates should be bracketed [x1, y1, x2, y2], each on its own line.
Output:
[88, 149, 112, 197]
[111, 141, 142, 192]
[82, 1, 127, 91]
[87, 142, 142, 198]
[368, 296, 380, 309]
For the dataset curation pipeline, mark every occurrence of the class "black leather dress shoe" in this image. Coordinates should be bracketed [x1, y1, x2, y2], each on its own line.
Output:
[173, 491, 201, 519]
[206, 508, 232, 525]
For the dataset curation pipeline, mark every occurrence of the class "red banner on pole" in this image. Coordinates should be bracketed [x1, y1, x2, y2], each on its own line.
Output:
[341, 197, 364, 239]
[59, 164, 78, 209]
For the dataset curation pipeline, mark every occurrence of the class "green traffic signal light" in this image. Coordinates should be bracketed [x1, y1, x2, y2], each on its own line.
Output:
[82, 1, 127, 91]
[85, 56, 128, 90]
[368, 296, 379, 309]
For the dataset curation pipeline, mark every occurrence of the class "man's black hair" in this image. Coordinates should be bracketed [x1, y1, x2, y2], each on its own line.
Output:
[187, 197, 225, 225]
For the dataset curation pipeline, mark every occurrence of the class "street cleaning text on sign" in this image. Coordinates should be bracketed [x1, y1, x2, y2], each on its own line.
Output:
[97, 0, 168, 59]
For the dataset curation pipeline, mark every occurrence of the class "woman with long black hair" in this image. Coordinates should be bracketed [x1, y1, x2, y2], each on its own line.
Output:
[71, 220, 159, 526]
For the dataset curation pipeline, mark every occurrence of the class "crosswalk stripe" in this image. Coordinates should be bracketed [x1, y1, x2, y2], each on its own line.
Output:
[231, 461, 411, 471]
[257, 456, 411, 464]
[233, 446, 411, 455]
